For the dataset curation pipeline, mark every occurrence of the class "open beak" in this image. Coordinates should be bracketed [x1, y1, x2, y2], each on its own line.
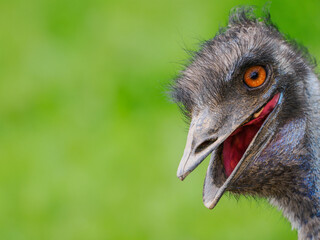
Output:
[177, 93, 283, 209]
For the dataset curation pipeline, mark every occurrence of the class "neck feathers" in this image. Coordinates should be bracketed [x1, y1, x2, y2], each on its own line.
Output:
[271, 72, 320, 239]
[270, 197, 320, 239]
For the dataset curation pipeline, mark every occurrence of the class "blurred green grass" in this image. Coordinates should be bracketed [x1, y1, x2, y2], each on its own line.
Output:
[0, 0, 320, 239]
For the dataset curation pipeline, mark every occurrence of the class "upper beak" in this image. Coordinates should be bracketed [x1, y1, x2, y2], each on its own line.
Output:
[177, 108, 231, 180]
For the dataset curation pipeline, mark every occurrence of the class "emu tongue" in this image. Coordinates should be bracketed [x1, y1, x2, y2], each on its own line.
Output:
[222, 94, 280, 177]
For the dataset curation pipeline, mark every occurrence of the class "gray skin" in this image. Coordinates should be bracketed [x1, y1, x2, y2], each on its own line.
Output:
[171, 7, 320, 240]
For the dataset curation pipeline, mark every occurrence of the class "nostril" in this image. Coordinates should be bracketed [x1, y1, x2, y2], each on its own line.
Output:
[195, 138, 217, 154]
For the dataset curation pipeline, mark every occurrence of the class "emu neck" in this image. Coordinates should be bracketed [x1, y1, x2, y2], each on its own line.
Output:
[271, 72, 320, 239]
[270, 192, 320, 239]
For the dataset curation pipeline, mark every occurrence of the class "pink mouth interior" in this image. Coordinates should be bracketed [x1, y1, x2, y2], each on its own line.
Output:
[222, 93, 280, 177]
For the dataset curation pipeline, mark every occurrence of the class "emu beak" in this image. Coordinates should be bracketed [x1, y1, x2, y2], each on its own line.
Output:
[177, 93, 283, 209]
[177, 108, 229, 180]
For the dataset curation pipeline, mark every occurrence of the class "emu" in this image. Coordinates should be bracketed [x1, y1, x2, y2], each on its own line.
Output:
[171, 7, 320, 239]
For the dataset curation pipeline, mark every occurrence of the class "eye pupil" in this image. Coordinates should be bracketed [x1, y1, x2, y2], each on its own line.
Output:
[250, 71, 259, 80]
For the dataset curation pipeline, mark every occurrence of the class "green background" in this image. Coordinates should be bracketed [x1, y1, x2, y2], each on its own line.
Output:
[1, 0, 319, 239]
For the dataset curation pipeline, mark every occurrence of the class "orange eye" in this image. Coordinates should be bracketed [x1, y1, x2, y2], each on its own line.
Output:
[244, 66, 267, 88]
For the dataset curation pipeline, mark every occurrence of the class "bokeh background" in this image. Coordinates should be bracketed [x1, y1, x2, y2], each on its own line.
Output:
[1, 0, 320, 239]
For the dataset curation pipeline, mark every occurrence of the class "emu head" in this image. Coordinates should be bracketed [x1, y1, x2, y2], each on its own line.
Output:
[171, 6, 319, 216]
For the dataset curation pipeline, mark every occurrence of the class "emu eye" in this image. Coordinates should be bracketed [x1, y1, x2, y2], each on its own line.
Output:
[244, 66, 267, 88]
